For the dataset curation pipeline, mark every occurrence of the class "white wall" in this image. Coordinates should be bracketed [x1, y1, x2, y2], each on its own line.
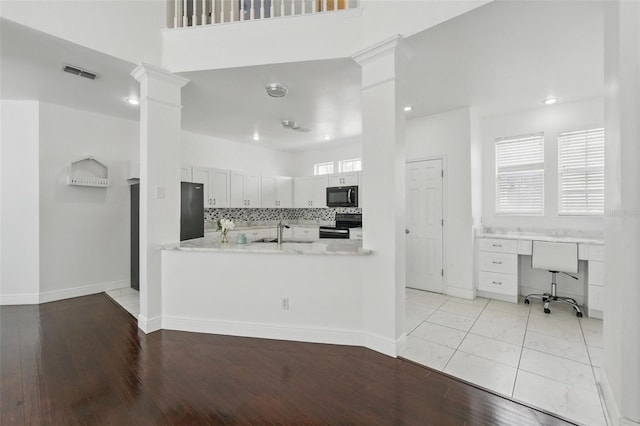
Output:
[38, 103, 137, 298]
[181, 130, 293, 176]
[481, 98, 605, 235]
[289, 138, 362, 177]
[406, 107, 474, 298]
[0, 100, 40, 304]
[0, 0, 165, 65]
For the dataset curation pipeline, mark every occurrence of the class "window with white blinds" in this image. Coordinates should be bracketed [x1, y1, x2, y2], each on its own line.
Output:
[495, 133, 545, 215]
[558, 128, 605, 215]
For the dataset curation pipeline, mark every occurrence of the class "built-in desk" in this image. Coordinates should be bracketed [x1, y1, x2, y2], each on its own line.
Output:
[475, 234, 605, 319]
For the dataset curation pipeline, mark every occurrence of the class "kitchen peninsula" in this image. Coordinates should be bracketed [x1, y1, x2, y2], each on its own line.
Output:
[159, 233, 388, 354]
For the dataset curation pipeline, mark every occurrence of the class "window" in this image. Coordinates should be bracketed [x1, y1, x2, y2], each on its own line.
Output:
[314, 162, 334, 176]
[339, 158, 362, 173]
[495, 133, 545, 215]
[558, 128, 605, 215]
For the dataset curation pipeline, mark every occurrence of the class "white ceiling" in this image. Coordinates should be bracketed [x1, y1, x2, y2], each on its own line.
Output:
[0, 1, 605, 152]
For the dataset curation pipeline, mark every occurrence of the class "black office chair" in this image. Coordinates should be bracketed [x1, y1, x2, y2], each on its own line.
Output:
[524, 240, 583, 318]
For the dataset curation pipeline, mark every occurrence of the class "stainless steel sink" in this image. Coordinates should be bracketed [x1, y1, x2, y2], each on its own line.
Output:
[251, 238, 314, 244]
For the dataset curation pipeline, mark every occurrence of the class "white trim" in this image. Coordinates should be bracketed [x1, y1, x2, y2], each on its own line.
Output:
[600, 369, 640, 426]
[446, 285, 476, 300]
[138, 314, 162, 333]
[162, 315, 400, 357]
[38, 280, 129, 304]
[351, 34, 414, 66]
[0, 293, 40, 305]
[476, 289, 517, 304]
[131, 63, 190, 87]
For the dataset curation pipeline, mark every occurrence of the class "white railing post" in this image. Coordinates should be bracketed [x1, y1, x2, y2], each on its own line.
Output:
[240, 0, 245, 20]
[290, 0, 295, 15]
[312, 0, 317, 13]
[192, 0, 197, 24]
[333, 0, 337, 11]
[230, 0, 235, 21]
[174, 0, 179, 27]
[250, 0, 255, 20]
[270, 0, 275, 17]
[322, 0, 327, 12]
[301, 0, 306, 14]
[221, 0, 225, 22]
[183, 0, 188, 26]
[201, 0, 207, 24]
[280, 0, 285, 16]
[260, 0, 265, 18]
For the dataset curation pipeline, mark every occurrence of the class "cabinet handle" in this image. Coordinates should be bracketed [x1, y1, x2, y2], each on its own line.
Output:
[209, 198, 212, 205]
[492, 261, 503, 265]
[213, 198, 216, 205]
[492, 244, 502, 247]
[491, 281, 503, 285]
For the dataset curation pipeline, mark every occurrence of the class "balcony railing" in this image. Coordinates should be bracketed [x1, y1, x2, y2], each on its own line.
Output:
[170, 0, 356, 28]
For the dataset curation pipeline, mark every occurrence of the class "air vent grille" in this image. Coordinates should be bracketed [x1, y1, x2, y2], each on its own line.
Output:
[63, 64, 98, 80]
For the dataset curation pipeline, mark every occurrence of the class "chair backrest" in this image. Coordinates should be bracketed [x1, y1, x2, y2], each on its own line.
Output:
[531, 240, 579, 273]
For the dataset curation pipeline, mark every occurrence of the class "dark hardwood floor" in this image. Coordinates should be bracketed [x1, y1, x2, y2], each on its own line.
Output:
[1, 294, 575, 425]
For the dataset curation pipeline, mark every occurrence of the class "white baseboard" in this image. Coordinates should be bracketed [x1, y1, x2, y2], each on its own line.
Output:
[363, 331, 405, 357]
[1, 280, 129, 305]
[162, 315, 401, 357]
[600, 369, 640, 426]
[476, 290, 518, 304]
[0, 293, 40, 305]
[138, 314, 162, 333]
[446, 285, 476, 300]
[39, 279, 129, 304]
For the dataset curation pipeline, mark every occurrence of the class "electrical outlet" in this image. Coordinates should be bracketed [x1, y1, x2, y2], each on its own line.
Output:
[281, 297, 289, 310]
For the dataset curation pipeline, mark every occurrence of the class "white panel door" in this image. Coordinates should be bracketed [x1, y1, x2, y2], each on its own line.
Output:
[210, 169, 230, 208]
[406, 159, 444, 293]
[275, 177, 293, 208]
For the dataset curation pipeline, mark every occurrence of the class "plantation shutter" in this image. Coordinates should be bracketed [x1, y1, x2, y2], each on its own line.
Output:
[558, 128, 605, 214]
[495, 133, 545, 214]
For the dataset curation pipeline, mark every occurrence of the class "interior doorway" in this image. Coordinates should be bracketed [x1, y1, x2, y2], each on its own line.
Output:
[406, 159, 444, 293]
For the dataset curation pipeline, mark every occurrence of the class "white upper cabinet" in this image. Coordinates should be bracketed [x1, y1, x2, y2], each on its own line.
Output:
[180, 165, 193, 182]
[328, 172, 359, 187]
[294, 176, 328, 208]
[230, 172, 261, 208]
[192, 167, 230, 208]
[262, 176, 293, 208]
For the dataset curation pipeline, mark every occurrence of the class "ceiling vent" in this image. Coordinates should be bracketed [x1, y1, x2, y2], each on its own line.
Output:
[63, 64, 98, 80]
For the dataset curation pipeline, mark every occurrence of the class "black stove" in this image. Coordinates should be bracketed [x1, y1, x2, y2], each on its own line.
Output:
[319, 213, 362, 239]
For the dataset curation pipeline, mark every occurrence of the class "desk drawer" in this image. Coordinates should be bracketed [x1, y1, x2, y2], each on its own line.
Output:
[479, 251, 518, 274]
[478, 271, 517, 296]
[478, 238, 518, 254]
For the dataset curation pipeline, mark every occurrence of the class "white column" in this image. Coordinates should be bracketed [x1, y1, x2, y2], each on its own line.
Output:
[352, 35, 412, 355]
[131, 64, 189, 333]
[602, 1, 640, 425]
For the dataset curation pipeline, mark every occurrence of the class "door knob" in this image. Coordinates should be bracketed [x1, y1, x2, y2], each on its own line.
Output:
[405, 229, 410, 234]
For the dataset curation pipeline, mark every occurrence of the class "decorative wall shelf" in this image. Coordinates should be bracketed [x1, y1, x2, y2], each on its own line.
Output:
[67, 156, 110, 187]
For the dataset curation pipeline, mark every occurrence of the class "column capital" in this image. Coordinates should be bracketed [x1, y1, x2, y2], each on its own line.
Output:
[131, 63, 190, 88]
[351, 34, 414, 67]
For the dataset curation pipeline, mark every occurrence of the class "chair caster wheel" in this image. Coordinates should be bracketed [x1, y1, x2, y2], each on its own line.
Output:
[576, 312, 583, 318]
[524, 299, 530, 304]
[544, 308, 551, 314]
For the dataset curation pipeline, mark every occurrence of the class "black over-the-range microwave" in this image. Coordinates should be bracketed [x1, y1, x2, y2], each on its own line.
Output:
[326, 185, 358, 208]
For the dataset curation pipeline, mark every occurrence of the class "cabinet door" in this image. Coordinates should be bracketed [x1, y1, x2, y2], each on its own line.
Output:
[180, 165, 192, 182]
[229, 172, 245, 207]
[329, 172, 358, 187]
[210, 169, 230, 208]
[294, 177, 312, 208]
[192, 167, 212, 208]
[261, 176, 277, 208]
[311, 176, 329, 208]
[275, 177, 293, 208]
[245, 174, 262, 207]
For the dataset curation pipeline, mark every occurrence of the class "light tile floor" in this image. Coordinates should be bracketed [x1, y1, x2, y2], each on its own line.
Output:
[402, 288, 608, 426]
[106, 287, 140, 318]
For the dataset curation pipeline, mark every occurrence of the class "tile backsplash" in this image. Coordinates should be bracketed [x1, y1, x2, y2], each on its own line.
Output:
[204, 208, 361, 227]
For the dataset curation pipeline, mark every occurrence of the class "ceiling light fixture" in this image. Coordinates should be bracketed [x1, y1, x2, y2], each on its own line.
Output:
[543, 97, 558, 105]
[324, 135, 331, 140]
[404, 106, 413, 112]
[125, 97, 140, 106]
[266, 83, 288, 98]
[253, 134, 260, 141]
[281, 119, 311, 133]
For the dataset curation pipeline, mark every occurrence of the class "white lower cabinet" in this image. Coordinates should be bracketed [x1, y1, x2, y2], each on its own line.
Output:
[291, 226, 319, 240]
[243, 228, 271, 242]
[587, 259, 605, 318]
[476, 238, 519, 303]
[350, 228, 363, 240]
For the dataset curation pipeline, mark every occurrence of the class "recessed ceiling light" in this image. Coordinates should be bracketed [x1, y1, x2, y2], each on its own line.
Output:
[125, 97, 139, 106]
[324, 135, 331, 140]
[253, 134, 260, 141]
[266, 83, 288, 98]
[404, 106, 413, 112]
[543, 97, 558, 105]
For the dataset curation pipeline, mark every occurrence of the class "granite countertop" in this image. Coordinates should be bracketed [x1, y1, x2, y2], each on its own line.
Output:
[165, 235, 371, 256]
[476, 232, 604, 245]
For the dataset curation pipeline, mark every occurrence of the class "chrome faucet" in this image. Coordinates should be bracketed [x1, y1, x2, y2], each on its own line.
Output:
[277, 221, 290, 245]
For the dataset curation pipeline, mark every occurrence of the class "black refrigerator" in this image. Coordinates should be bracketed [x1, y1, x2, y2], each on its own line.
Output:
[180, 181, 205, 241]
[130, 182, 204, 290]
